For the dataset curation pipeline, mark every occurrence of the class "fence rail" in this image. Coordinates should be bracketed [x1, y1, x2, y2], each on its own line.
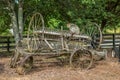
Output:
[0, 36, 15, 52]
[0, 34, 120, 52]
[101, 34, 120, 48]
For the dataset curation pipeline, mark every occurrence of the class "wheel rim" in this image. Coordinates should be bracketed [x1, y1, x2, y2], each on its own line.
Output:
[81, 22, 102, 49]
[27, 13, 44, 53]
[70, 49, 93, 70]
[16, 56, 33, 75]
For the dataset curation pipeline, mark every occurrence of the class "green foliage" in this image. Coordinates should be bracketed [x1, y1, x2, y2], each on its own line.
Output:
[48, 18, 62, 29]
[0, 12, 11, 35]
[1, 0, 120, 35]
[82, 0, 95, 4]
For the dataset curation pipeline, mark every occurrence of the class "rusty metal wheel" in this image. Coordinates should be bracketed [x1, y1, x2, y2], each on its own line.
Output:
[70, 49, 93, 70]
[27, 12, 44, 53]
[81, 22, 102, 49]
[16, 56, 33, 75]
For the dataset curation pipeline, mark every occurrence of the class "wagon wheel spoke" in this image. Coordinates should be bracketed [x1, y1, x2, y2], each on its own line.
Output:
[16, 56, 33, 75]
[70, 49, 93, 70]
[81, 22, 102, 49]
[27, 13, 44, 53]
[80, 50, 92, 69]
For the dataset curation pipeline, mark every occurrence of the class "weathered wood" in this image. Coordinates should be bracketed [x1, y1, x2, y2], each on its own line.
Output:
[91, 49, 107, 60]
[16, 47, 72, 56]
[100, 34, 120, 48]
[34, 30, 92, 40]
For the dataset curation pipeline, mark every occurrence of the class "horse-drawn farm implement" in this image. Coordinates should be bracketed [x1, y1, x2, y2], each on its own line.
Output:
[9, 12, 106, 74]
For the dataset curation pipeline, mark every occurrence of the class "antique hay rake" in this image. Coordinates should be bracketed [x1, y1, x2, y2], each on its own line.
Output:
[9, 12, 103, 74]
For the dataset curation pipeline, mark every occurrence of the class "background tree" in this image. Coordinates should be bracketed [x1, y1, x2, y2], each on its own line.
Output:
[0, 0, 24, 44]
[0, 0, 120, 44]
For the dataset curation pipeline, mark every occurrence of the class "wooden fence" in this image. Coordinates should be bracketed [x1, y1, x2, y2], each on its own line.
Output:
[0, 34, 120, 52]
[0, 36, 15, 52]
[101, 34, 120, 49]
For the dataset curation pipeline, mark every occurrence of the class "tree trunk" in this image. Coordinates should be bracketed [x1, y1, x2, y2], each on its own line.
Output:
[11, 11, 20, 44]
[7, 0, 21, 45]
[101, 19, 107, 31]
[18, 2, 23, 40]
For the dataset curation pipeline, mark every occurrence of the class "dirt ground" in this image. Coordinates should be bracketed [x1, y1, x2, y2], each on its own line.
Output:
[0, 51, 120, 80]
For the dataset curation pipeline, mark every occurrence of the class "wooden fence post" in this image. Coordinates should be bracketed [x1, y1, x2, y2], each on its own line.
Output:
[118, 45, 120, 62]
[7, 37, 10, 52]
[113, 34, 115, 50]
